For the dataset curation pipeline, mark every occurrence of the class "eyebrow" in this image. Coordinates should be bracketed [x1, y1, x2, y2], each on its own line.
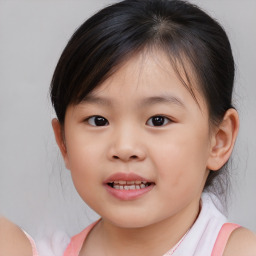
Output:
[81, 95, 112, 106]
[81, 94, 185, 108]
[140, 95, 186, 108]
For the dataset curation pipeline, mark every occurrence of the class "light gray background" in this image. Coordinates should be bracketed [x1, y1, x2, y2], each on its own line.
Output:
[0, 0, 255, 237]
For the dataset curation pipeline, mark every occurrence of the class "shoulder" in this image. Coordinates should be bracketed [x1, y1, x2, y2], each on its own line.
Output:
[0, 216, 33, 256]
[223, 226, 256, 256]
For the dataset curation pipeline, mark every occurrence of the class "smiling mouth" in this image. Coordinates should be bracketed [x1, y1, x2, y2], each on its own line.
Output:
[107, 181, 153, 190]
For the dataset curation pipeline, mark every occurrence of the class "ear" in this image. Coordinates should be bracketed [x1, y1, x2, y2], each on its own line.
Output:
[207, 108, 239, 171]
[52, 118, 70, 170]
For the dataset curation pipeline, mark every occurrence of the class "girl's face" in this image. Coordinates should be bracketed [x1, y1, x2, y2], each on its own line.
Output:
[58, 51, 214, 228]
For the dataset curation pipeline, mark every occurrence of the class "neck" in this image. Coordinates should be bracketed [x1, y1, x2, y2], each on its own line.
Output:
[93, 198, 201, 256]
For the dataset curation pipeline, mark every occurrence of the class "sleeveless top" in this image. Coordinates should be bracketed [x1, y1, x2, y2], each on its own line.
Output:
[25, 193, 240, 256]
[63, 193, 240, 256]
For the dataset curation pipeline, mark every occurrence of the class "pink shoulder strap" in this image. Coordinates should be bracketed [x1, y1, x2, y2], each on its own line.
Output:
[211, 223, 240, 256]
[63, 220, 100, 256]
[23, 231, 39, 256]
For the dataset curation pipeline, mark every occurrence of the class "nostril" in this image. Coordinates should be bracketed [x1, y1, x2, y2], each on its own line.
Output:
[112, 155, 138, 160]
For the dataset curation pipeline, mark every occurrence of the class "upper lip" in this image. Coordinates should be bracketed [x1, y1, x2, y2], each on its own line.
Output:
[104, 172, 153, 184]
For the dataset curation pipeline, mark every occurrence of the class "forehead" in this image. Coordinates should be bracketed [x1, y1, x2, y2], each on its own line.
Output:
[85, 50, 205, 110]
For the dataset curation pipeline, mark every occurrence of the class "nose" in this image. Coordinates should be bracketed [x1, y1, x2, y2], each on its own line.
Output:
[107, 125, 146, 162]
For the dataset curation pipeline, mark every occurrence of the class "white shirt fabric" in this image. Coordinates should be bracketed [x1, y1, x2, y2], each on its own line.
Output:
[36, 231, 70, 256]
[168, 193, 227, 256]
[35, 193, 226, 256]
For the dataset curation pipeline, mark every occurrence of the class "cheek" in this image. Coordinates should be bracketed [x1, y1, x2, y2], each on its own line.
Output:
[65, 135, 105, 186]
[66, 128, 101, 167]
[66, 141, 105, 207]
[153, 129, 210, 189]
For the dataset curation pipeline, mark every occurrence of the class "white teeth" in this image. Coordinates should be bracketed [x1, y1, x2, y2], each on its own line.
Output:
[112, 180, 146, 185]
[112, 183, 150, 190]
[109, 180, 152, 190]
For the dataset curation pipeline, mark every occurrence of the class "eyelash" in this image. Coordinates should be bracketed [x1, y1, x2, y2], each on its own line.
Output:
[146, 115, 172, 127]
[85, 115, 172, 127]
[87, 115, 109, 126]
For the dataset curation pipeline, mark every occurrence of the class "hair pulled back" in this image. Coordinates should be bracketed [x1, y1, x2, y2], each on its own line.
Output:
[50, 0, 235, 196]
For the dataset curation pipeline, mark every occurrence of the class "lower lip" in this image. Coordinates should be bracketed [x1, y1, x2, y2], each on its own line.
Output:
[104, 184, 155, 200]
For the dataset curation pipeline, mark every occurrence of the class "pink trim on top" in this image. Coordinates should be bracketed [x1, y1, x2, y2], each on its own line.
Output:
[211, 223, 240, 256]
[23, 231, 39, 256]
[63, 220, 100, 256]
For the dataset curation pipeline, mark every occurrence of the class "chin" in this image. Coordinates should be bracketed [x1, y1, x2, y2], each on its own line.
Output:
[102, 212, 159, 229]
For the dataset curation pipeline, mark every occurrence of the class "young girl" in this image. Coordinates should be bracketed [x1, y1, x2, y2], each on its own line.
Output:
[2, 0, 255, 255]
[48, 0, 256, 255]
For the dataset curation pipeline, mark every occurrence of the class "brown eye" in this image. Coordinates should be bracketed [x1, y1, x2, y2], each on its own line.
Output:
[88, 116, 109, 126]
[146, 116, 170, 126]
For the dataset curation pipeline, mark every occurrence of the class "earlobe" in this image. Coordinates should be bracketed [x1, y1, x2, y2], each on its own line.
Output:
[52, 118, 70, 170]
[207, 108, 239, 171]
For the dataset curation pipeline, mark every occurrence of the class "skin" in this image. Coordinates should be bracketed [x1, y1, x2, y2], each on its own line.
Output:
[223, 227, 256, 256]
[52, 51, 256, 255]
[0, 216, 32, 256]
